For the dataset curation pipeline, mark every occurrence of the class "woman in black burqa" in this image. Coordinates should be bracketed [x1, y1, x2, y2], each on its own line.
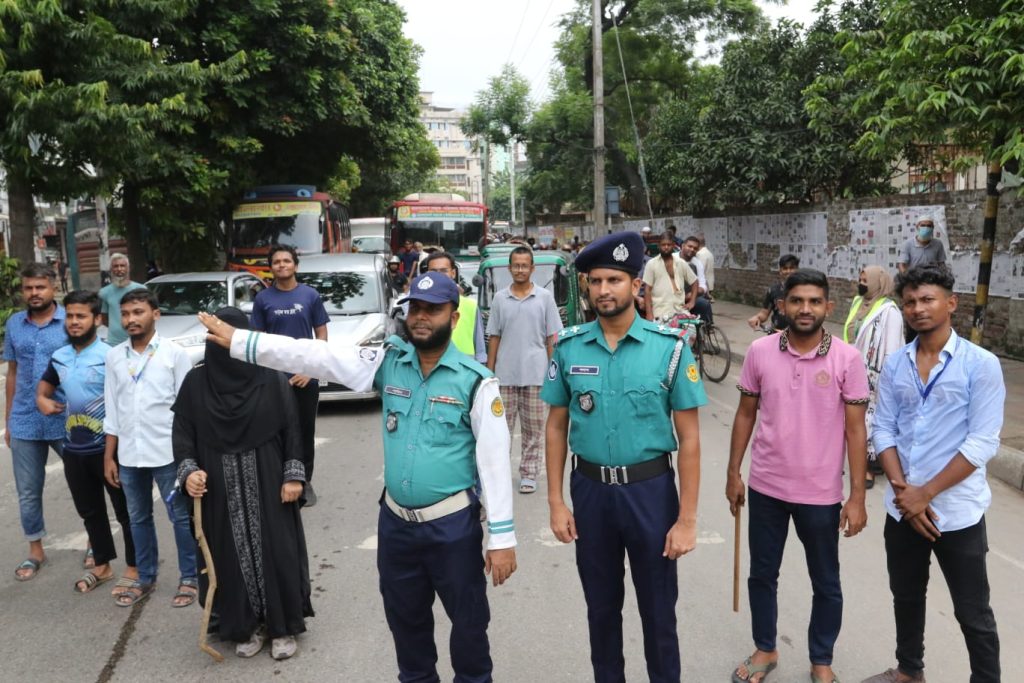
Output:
[173, 307, 313, 660]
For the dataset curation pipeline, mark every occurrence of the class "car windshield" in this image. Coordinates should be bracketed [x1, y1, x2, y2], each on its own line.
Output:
[296, 272, 379, 315]
[149, 281, 228, 315]
[353, 236, 389, 253]
[479, 263, 569, 308]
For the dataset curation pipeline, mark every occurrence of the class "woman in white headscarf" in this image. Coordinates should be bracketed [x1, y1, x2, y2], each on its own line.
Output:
[843, 266, 904, 488]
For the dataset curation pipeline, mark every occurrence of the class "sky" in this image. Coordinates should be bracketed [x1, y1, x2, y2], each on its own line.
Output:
[398, 0, 822, 110]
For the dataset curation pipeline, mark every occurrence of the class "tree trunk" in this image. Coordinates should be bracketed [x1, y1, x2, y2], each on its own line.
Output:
[7, 172, 37, 265]
[607, 144, 644, 212]
[121, 184, 149, 281]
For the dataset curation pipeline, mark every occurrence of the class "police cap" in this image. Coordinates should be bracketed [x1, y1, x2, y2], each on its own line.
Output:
[399, 272, 461, 308]
[574, 231, 645, 277]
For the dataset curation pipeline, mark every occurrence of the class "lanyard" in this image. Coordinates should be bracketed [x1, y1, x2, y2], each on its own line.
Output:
[127, 340, 159, 384]
[909, 336, 958, 402]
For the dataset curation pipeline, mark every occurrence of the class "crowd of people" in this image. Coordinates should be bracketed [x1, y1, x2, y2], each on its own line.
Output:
[3, 214, 1005, 682]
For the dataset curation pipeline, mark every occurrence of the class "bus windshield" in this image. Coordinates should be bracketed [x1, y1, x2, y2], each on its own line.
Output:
[232, 201, 323, 254]
[396, 220, 484, 254]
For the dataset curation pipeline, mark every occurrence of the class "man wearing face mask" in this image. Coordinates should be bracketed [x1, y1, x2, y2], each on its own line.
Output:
[897, 216, 946, 275]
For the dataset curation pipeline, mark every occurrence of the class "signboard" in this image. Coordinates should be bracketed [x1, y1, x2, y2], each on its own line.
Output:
[232, 201, 320, 220]
[397, 204, 484, 221]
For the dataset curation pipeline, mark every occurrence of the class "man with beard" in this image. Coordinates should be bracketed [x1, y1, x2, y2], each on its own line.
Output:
[36, 290, 137, 594]
[98, 253, 146, 346]
[103, 288, 197, 608]
[643, 232, 698, 321]
[4, 262, 68, 581]
[542, 232, 706, 683]
[680, 235, 714, 325]
[727, 269, 869, 683]
[865, 265, 1003, 683]
[198, 271, 516, 682]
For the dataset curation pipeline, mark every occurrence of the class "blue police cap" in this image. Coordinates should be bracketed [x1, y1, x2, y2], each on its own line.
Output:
[574, 231, 645, 276]
[399, 271, 461, 307]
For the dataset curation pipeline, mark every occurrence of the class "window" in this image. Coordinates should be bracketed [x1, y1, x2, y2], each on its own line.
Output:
[440, 157, 467, 170]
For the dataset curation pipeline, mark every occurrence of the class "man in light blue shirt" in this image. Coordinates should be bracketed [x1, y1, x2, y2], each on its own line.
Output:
[866, 265, 1003, 683]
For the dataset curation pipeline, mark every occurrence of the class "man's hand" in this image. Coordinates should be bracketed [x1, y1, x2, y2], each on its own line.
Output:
[663, 519, 697, 559]
[186, 470, 208, 498]
[893, 482, 933, 520]
[549, 501, 578, 543]
[104, 454, 120, 488]
[907, 507, 941, 541]
[289, 374, 312, 388]
[36, 397, 65, 416]
[726, 471, 746, 516]
[197, 312, 236, 349]
[746, 315, 760, 330]
[484, 548, 517, 586]
[281, 481, 303, 503]
[839, 495, 867, 537]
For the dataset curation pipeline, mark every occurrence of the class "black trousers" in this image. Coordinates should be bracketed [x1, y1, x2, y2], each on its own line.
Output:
[884, 515, 1000, 682]
[293, 382, 320, 482]
[62, 451, 136, 568]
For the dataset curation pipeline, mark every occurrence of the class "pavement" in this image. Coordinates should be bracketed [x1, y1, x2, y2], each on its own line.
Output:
[709, 297, 1024, 492]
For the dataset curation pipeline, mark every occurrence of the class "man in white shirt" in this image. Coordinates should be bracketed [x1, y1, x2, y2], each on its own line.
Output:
[680, 235, 713, 324]
[694, 235, 715, 300]
[103, 288, 196, 608]
[643, 232, 697, 320]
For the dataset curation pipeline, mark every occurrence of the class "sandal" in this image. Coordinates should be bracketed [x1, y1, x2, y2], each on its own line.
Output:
[732, 657, 778, 683]
[111, 576, 137, 597]
[172, 578, 199, 608]
[83, 547, 95, 570]
[810, 675, 840, 683]
[115, 581, 155, 607]
[74, 571, 114, 594]
[14, 557, 46, 582]
[519, 478, 537, 494]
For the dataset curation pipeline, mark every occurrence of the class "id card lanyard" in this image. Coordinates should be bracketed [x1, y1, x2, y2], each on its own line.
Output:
[910, 336, 958, 403]
[127, 339, 160, 384]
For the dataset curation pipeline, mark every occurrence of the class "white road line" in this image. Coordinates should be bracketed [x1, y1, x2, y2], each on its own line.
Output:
[357, 534, 378, 550]
[991, 546, 1024, 571]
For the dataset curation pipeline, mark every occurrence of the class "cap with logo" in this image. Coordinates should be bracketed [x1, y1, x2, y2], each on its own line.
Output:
[573, 231, 645, 277]
[398, 271, 461, 307]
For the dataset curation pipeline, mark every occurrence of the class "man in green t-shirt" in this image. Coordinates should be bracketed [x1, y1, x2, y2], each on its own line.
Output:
[99, 254, 147, 346]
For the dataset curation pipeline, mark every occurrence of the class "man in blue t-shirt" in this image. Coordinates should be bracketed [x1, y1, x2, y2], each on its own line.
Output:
[37, 290, 136, 592]
[251, 244, 330, 506]
[99, 254, 147, 346]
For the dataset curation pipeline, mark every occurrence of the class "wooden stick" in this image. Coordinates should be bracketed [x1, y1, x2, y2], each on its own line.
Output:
[194, 496, 224, 662]
[733, 507, 741, 613]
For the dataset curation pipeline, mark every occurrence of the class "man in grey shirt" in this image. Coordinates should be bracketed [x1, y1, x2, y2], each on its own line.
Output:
[486, 246, 563, 494]
[897, 216, 946, 274]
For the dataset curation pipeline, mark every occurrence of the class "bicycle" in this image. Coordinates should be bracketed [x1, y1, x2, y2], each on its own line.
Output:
[660, 314, 732, 383]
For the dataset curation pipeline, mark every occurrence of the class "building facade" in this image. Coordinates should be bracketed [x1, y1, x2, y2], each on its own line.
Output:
[418, 92, 484, 203]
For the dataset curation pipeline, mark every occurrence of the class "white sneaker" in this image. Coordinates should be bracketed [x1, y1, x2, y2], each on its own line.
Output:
[235, 628, 265, 658]
[271, 636, 297, 660]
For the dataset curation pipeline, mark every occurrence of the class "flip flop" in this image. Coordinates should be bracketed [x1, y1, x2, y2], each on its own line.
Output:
[83, 547, 95, 570]
[519, 478, 537, 494]
[14, 557, 46, 582]
[810, 675, 840, 683]
[732, 658, 778, 683]
[115, 581, 155, 607]
[172, 578, 199, 608]
[111, 576, 136, 597]
[74, 571, 114, 594]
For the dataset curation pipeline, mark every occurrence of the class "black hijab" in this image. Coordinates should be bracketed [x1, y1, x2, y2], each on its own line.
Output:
[173, 307, 286, 453]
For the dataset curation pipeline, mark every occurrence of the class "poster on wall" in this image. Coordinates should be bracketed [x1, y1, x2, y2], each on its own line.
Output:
[839, 206, 949, 281]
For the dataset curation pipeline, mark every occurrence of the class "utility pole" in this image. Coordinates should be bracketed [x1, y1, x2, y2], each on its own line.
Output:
[510, 142, 517, 227]
[592, 0, 605, 232]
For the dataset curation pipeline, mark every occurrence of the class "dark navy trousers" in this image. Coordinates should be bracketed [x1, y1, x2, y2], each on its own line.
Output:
[570, 468, 681, 683]
[377, 500, 492, 683]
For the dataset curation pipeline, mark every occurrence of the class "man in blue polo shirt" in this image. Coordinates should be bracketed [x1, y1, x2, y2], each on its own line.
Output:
[37, 290, 137, 594]
[251, 243, 329, 506]
[3, 262, 68, 581]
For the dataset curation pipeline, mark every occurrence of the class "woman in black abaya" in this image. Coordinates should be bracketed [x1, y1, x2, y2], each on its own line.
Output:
[173, 307, 313, 660]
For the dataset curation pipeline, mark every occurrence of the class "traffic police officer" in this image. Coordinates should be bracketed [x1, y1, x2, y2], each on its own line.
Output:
[199, 271, 517, 683]
[542, 231, 706, 683]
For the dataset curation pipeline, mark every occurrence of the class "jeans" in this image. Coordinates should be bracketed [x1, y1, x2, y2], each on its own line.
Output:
[119, 462, 197, 586]
[884, 515, 1000, 682]
[62, 451, 135, 567]
[9, 437, 64, 541]
[747, 488, 843, 666]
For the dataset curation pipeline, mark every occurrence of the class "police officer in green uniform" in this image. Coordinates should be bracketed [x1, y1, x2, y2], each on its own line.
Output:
[542, 231, 706, 683]
[199, 271, 517, 682]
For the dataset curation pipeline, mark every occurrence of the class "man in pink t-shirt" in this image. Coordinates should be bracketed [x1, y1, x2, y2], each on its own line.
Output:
[726, 269, 869, 683]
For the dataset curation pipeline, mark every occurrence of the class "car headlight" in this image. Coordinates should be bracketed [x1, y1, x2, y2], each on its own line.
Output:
[358, 324, 387, 347]
[173, 333, 208, 347]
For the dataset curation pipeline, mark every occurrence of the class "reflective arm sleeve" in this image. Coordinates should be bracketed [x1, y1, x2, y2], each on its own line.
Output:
[230, 330, 384, 393]
[470, 377, 516, 550]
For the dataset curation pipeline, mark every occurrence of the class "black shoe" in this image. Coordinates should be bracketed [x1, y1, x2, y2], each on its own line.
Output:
[304, 482, 318, 507]
[865, 476, 875, 490]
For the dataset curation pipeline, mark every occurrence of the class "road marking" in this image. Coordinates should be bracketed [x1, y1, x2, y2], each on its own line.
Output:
[357, 534, 378, 550]
[697, 530, 725, 544]
[48, 522, 123, 551]
[536, 525, 563, 548]
[991, 546, 1024, 571]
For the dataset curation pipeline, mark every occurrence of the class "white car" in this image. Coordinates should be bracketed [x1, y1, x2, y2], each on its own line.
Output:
[145, 271, 267, 366]
[296, 253, 399, 401]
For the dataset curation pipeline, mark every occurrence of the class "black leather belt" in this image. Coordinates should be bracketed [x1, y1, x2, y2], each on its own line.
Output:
[573, 453, 671, 485]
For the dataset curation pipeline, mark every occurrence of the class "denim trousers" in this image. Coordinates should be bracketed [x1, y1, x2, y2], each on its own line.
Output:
[747, 488, 843, 665]
[884, 515, 1000, 682]
[119, 462, 197, 585]
[10, 437, 64, 541]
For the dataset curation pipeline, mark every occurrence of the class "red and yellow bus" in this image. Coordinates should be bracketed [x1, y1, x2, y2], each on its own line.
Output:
[388, 193, 488, 258]
[229, 185, 351, 279]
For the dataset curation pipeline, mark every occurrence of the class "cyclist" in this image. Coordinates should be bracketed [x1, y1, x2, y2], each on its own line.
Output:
[747, 254, 800, 332]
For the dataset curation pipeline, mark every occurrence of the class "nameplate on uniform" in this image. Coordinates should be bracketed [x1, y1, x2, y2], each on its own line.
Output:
[569, 365, 600, 376]
[384, 385, 412, 398]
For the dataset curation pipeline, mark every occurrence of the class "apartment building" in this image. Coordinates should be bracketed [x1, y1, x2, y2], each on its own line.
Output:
[419, 92, 484, 202]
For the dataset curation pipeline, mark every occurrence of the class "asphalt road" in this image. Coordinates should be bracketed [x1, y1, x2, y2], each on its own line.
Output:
[2, 365, 1022, 682]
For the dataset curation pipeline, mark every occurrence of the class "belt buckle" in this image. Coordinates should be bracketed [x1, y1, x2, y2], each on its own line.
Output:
[601, 465, 623, 485]
[402, 507, 421, 523]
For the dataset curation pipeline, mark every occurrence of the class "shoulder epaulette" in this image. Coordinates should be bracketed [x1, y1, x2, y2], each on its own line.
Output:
[555, 323, 589, 344]
[454, 353, 493, 379]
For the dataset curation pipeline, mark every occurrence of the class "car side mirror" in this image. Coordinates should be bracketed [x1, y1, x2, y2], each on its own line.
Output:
[239, 301, 254, 314]
[390, 303, 403, 319]
[472, 273, 484, 287]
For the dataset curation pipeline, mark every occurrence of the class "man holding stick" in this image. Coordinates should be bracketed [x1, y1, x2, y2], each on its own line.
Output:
[727, 269, 869, 683]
